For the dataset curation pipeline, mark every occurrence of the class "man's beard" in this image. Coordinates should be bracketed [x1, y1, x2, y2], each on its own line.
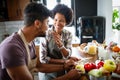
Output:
[37, 31, 46, 37]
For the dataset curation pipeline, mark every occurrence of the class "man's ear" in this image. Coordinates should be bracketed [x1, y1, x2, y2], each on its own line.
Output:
[34, 20, 42, 29]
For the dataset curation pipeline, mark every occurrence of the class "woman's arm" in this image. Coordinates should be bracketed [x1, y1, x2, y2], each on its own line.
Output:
[49, 57, 79, 64]
[49, 58, 65, 64]
[39, 37, 51, 63]
[56, 31, 73, 59]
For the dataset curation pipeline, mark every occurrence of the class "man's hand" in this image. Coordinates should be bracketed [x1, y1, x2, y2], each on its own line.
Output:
[64, 59, 75, 71]
[114, 63, 120, 74]
[53, 69, 82, 80]
[66, 69, 82, 80]
[69, 56, 80, 61]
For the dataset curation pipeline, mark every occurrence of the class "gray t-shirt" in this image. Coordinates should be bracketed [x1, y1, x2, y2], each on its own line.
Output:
[0, 32, 36, 80]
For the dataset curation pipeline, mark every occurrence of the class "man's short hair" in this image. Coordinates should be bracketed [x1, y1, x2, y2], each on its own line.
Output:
[24, 2, 50, 26]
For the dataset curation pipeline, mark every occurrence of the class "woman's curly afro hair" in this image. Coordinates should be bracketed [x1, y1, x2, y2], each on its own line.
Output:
[51, 4, 73, 26]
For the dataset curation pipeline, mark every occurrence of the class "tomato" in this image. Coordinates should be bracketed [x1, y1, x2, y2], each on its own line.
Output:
[84, 63, 92, 72]
[97, 61, 104, 66]
[96, 61, 104, 69]
[84, 62, 96, 72]
[112, 46, 120, 52]
[91, 63, 96, 69]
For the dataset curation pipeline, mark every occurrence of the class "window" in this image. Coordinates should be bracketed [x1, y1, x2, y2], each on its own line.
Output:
[112, 0, 120, 30]
[112, 0, 120, 43]
[46, 0, 71, 10]
[112, 0, 120, 23]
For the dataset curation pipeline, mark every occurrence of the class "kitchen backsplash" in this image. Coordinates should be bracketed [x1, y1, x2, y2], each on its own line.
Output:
[0, 21, 23, 43]
[0, 22, 6, 42]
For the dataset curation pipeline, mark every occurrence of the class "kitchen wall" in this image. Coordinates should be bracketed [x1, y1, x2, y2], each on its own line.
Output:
[0, 22, 6, 42]
[0, 21, 23, 43]
[97, 0, 113, 44]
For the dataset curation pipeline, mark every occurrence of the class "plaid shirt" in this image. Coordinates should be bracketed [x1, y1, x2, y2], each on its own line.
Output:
[39, 27, 73, 63]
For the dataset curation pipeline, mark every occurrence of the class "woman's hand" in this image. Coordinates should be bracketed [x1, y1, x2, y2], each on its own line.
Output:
[52, 31, 63, 48]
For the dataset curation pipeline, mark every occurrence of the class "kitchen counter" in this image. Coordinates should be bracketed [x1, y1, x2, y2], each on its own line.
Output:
[71, 47, 98, 63]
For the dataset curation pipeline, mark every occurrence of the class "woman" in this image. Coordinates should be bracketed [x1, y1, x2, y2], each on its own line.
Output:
[39, 4, 79, 80]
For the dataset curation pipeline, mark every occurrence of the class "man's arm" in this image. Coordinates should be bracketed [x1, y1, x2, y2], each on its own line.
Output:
[114, 63, 120, 74]
[36, 63, 64, 73]
[35, 58, 75, 73]
[53, 69, 81, 80]
[7, 65, 33, 80]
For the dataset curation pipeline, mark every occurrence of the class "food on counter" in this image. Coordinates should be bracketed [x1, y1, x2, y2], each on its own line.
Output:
[74, 59, 116, 77]
[96, 60, 104, 69]
[106, 41, 117, 51]
[112, 45, 120, 52]
[115, 57, 120, 64]
[75, 40, 119, 77]
[103, 59, 117, 72]
[84, 62, 96, 72]
[88, 69, 102, 77]
[81, 40, 99, 55]
[92, 40, 99, 46]
[75, 64, 85, 74]
[98, 46, 109, 60]
[97, 61, 104, 66]
[99, 67, 110, 76]
[88, 45, 97, 55]
[83, 45, 97, 55]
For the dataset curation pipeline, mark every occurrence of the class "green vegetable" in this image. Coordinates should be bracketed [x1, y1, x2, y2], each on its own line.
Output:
[88, 69, 102, 77]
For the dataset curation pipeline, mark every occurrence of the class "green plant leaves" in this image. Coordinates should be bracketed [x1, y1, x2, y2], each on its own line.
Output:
[112, 9, 120, 30]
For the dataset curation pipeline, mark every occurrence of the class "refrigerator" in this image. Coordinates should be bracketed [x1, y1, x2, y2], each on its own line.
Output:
[77, 16, 105, 43]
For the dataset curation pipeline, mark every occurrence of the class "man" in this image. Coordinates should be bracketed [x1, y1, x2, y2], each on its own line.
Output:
[0, 2, 81, 80]
[112, 64, 120, 79]
[115, 64, 120, 74]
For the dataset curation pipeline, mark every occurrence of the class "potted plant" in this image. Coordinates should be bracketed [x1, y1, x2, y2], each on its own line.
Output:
[112, 9, 120, 30]
[112, 9, 120, 44]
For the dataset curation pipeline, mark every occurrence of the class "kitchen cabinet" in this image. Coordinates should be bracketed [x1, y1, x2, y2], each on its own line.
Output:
[0, 0, 30, 21]
[0, 0, 8, 21]
[7, 0, 30, 21]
